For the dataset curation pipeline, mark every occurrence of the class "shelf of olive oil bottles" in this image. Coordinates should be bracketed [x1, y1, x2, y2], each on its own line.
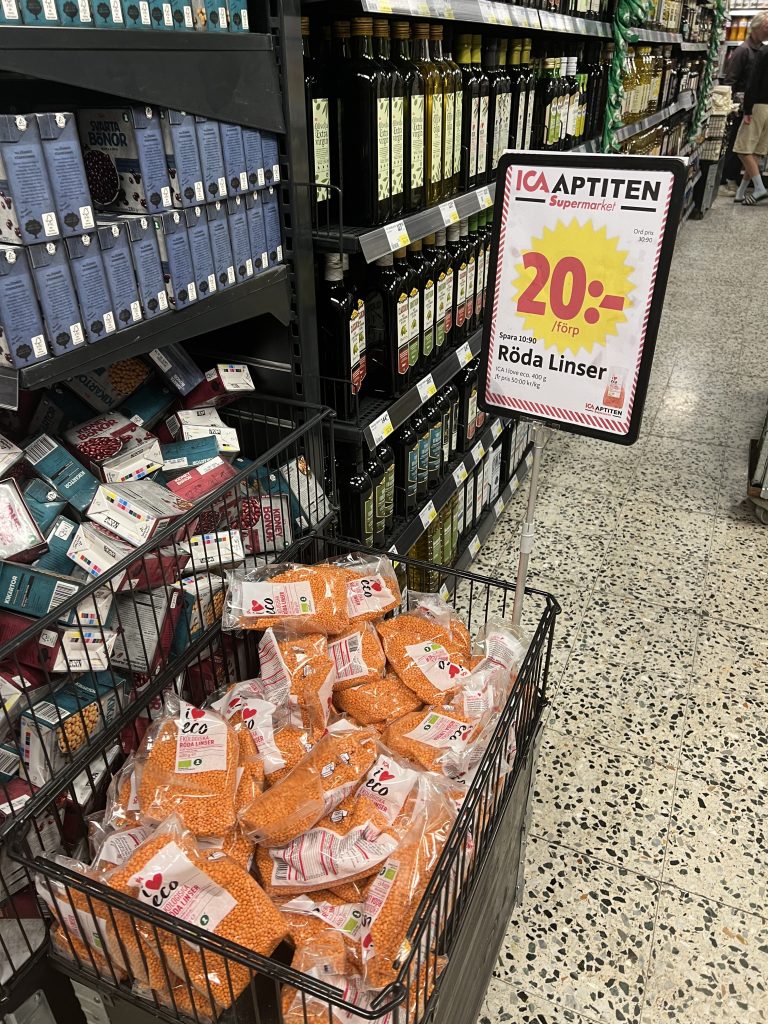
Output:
[614, 87, 695, 143]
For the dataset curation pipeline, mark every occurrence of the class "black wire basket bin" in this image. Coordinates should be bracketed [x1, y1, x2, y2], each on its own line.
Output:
[4, 528, 558, 1024]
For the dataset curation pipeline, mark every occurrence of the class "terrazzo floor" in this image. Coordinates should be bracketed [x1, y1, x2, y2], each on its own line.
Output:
[472, 198, 768, 1023]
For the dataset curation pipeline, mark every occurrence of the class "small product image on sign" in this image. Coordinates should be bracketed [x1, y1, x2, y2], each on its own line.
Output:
[479, 153, 687, 445]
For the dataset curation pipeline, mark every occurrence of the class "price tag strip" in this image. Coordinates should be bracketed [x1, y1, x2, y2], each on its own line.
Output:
[471, 440, 485, 465]
[416, 374, 437, 404]
[369, 410, 393, 447]
[452, 463, 468, 488]
[439, 199, 460, 226]
[419, 500, 437, 530]
[384, 220, 410, 253]
[456, 341, 474, 367]
[468, 536, 481, 559]
[476, 185, 494, 210]
[478, 152, 687, 445]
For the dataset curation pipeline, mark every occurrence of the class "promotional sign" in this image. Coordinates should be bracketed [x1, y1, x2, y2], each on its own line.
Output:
[479, 154, 687, 444]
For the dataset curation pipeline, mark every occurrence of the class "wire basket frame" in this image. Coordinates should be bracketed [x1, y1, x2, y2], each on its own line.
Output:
[5, 534, 558, 1024]
[0, 397, 336, 1002]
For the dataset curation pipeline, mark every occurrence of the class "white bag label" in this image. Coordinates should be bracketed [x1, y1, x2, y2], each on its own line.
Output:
[328, 632, 368, 683]
[129, 841, 235, 931]
[281, 894, 367, 939]
[358, 755, 417, 825]
[94, 824, 151, 867]
[483, 630, 527, 673]
[257, 628, 292, 705]
[240, 696, 288, 776]
[404, 641, 470, 691]
[404, 710, 472, 749]
[269, 822, 398, 887]
[55, 899, 107, 952]
[175, 702, 228, 773]
[241, 581, 315, 618]
[346, 574, 395, 618]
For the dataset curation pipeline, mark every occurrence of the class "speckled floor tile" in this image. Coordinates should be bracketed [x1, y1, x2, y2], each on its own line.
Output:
[666, 774, 768, 914]
[495, 837, 658, 1022]
[709, 517, 768, 570]
[526, 527, 609, 590]
[534, 484, 625, 534]
[642, 887, 768, 1023]
[651, 389, 737, 445]
[718, 446, 758, 523]
[609, 504, 715, 560]
[679, 688, 768, 796]
[547, 657, 687, 768]
[538, 435, 644, 499]
[530, 732, 676, 877]
[691, 618, 768, 694]
[478, 979, 598, 1024]
[701, 562, 768, 631]
[625, 437, 726, 515]
[593, 554, 707, 617]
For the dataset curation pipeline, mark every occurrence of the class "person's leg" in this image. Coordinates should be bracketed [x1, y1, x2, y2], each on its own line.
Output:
[735, 153, 757, 199]
[740, 104, 768, 203]
[741, 153, 767, 203]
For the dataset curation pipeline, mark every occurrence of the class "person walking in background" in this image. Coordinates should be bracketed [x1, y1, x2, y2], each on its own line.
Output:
[734, 44, 768, 204]
[721, 12, 768, 196]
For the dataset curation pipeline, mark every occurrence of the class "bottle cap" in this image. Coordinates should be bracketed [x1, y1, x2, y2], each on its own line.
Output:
[429, 23, 443, 40]
[375, 253, 394, 266]
[372, 17, 389, 37]
[351, 16, 373, 36]
[333, 20, 350, 38]
[413, 22, 430, 39]
[300, 16, 309, 35]
[446, 224, 460, 241]
[324, 253, 343, 280]
[392, 21, 410, 38]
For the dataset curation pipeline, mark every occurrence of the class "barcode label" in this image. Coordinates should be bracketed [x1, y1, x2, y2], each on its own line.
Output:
[25, 435, 57, 464]
[28, 700, 61, 726]
[50, 580, 80, 611]
[0, 748, 19, 776]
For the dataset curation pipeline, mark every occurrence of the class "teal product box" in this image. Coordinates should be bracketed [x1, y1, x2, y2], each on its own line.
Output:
[120, 214, 168, 319]
[0, 0, 22, 23]
[0, 115, 60, 245]
[36, 113, 95, 236]
[262, 187, 283, 266]
[219, 123, 248, 197]
[90, 0, 124, 25]
[153, 211, 197, 309]
[170, 0, 193, 28]
[242, 129, 265, 190]
[22, 478, 66, 534]
[0, 743, 20, 783]
[184, 205, 217, 298]
[226, 0, 247, 30]
[226, 197, 254, 284]
[19, 0, 58, 23]
[65, 233, 118, 342]
[146, 343, 204, 395]
[0, 245, 50, 369]
[118, 377, 174, 429]
[66, 359, 151, 412]
[27, 386, 93, 438]
[160, 436, 220, 475]
[194, 117, 227, 201]
[245, 191, 268, 273]
[28, 240, 86, 355]
[119, 0, 156, 28]
[202, 0, 227, 30]
[56, 0, 92, 24]
[73, 671, 129, 703]
[261, 132, 280, 186]
[160, 110, 205, 208]
[24, 433, 100, 514]
[77, 107, 172, 215]
[34, 515, 79, 576]
[0, 562, 114, 630]
[206, 201, 235, 290]
[95, 221, 143, 330]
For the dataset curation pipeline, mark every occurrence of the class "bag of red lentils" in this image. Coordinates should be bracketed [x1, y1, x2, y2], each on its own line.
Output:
[102, 756, 141, 832]
[257, 627, 335, 739]
[471, 617, 530, 692]
[325, 552, 401, 624]
[223, 562, 350, 635]
[328, 622, 387, 693]
[134, 696, 239, 837]
[334, 672, 422, 726]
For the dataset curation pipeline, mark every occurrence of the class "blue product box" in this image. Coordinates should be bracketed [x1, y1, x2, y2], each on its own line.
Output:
[0, 0, 22, 23]
[160, 436, 220, 474]
[119, 0, 156, 28]
[226, 197, 254, 284]
[22, 478, 66, 534]
[170, 0, 193, 27]
[24, 434, 100, 514]
[77, 107, 173, 215]
[262, 187, 283, 267]
[118, 377, 174, 429]
[120, 214, 168, 319]
[261, 132, 281, 186]
[65, 234, 118, 343]
[34, 514, 79, 576]
[95, 221, 143, 330]
[146, 342, 204, 395]
[226, 0, 247, 30]
[206, 201, 235, 290]
[201, 0, 226, 29]
[245, 191, 268, 273]
[27, 385, 94, 437]
[0, 244, 50, 369]
[194, 117, 227, 201]
[242, 128, 265, 190]
[28, 241, 86, 355]
[19, 0, 58, 22]
[183, 205, 217, 299]
[55, 0, 92, 26]
[160, 110, 205, 209]
[219, 123, 248, 197]
[153, 211, 196, 309]
[0, 115, 59, 246]
[91, 0, 124, 26]
[36, 113, 95, 237]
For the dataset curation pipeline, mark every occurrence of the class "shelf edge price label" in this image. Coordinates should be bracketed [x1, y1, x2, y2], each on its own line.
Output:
[456, 341, 473, 366]
[468, 535, 481, 559]
[509, 476, 519, 495]
[471, 440, 485, 465]
[439, 199, 460, 227]
[370, 410, 394, 446]
[384, 220, 410, 253]
[491, 419, 503, 441]
[416, 374, 437, 404]
[478, 0, 497, 21]
[452, 463, 468, 488]
[476, 185, 493, 210]
[496, 1, 512, 24]
[388, 543, 399, 556]
[419, 500, 437, 530]
[493, 497, 505, 519]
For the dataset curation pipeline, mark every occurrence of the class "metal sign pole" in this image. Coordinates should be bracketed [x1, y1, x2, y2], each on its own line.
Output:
[512, 422, 547, 626]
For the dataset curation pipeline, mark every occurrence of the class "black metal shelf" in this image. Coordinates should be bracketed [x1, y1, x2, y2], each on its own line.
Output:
[0, 27, 285, 131]
[614, 89, 696, 143]
[360, 0, 613, 37]
[679, 39, 710, 50]
[1, 266, 290, 391]
[335, 329, 483, 451]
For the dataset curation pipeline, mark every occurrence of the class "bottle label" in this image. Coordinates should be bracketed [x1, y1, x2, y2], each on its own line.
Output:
[407, 445, 418, 495]
[411, 94, 425, 191]
[364, 494, 374, 546]
[545, 101, 556, 147]
[453, 89, 463, 176]
[377, 97, 390, 203]
[423, 279, 435, 331]
[350, 300, 367, 395]
[408, 287, 420, 369]
[467, 387, 477, 441]
[391, 96, 405, 199]
[441, 412, 450, 464]
[428, 424, 442, 476]
[374, 478, 386, 534]
[516, 92, 526, 151]
[417, 433, 429, 486]
[430, 93, 443, 185]
[475, 249, 485, 317]
[451, 399, 459, 451]
[444, 266, 454, 336]
[477, 96, 489, 175]
[312, 98, 330, 202]
[567, 92, 579, 139]
[469, 96, 479, 179]
[492, 95, 503, 169]
[444, 90, 455, 179]
[465, 255, 475, 322]
[498, 92, 512, 165]
[483, 243, 491, 301]
[435, 272, 447, 351]
[456, 262, 467, 327]
[524, 90, 534, 150]
[397, 293, 409, 375]
[383, 464, 394, 522]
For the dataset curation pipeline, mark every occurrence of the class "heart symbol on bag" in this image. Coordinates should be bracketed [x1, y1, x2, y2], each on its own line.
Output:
[242, 707, 257, 721]
[190, 708, 206, 720]
[371, 581, 382, 592]
[448, 664, 461, 679]
[251, 599, 264, 612]
[379, 770, 395, 782]
[145, 873, 163, 890]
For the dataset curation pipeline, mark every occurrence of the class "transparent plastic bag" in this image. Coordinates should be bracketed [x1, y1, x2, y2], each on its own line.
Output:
[238, 721, 379, 847]
[223, 562, 350, 634]
[328, 623, 387, 693]
[258, 627, 335, 739]
[334, 672, 422, 726]
[326, 552, 401, 624]
[472, 617, 530, 692]
[102, 756, 141, 832]
[279, 890, 360, 976]
[134, 695, 238, 837]
[88, 815, 153, 870]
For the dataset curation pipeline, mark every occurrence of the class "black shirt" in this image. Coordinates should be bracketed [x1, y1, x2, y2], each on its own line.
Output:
[744, 46, 768, 115]
[725, 37, 764, 95]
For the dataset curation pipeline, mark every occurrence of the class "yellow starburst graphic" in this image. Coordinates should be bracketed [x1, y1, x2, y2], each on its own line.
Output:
[512, 219, 634, 356]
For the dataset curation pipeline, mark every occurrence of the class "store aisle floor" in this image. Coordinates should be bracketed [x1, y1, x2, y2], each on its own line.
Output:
[473, 201, 768, 1024]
